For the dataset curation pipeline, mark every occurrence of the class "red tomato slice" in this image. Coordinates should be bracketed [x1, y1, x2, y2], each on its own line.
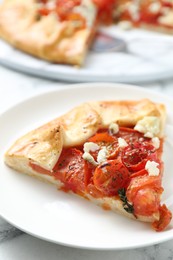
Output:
[65, 13, 86, 29]
[86, 183, 103, 198]
[92, 0, 114, 9]
[92, 0, 115, 24]
[152, 204, 172, 231]
[127, 174, 162, 202]
[29, 162, 52, 176]
[130, 169, 148, 178]
[122, 141, 156, 172]
[87, 132, 119, 160]
[131, 187, 161, 216]
[53, 148, 90, 194]
[117, 127, 143, 142]
[38, 8, 51, 16]
[88, 132, 116, 143]
[56, 0, 81, 20]
[126, 174, 163, 216]
[93, 159, 130, 196]
[39, 0, 48, 3]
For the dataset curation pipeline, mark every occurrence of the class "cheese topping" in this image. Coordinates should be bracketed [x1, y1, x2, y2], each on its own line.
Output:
[97, 147, 108, 164]
[118, 137, 128, 148]
[83, 142, 100, 153]
[145, 160, 160, 176]
[117, 21, 132, 30]
[82, 152, 98, 166]
[74, 0, 97, 27]
[128, 2, 140, 21]
[134, 116, 160, 138]
[158, 11, 173, 26]
[152, 137, 160, 149]
[149, 2, 161, 13]
[109, 122, 119, 135]
[144, 132, 154, 138]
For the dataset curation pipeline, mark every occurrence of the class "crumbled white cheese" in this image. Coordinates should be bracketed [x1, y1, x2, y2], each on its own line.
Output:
[145, 160, 160, 176]
[97, 147, 108, 164]
[82, 152, 98, 166]
[83, 142, 99, 153]
[144, 132, 154, 138]
[118, 137, 128, 148]
[128, 3, 140, 21]
[158, 11, 173, 26]
[149, 2, 161, 13]
[73, 0, 97, 27]
[46, 0, 56, 9]
[152, 137, 160, 149]
[134, 116, 160, 138]
[117, 21, 132, 30]
[109, 122, 119, 135]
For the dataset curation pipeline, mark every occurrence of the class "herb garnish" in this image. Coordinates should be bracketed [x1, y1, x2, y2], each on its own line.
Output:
[118, 188, 134, 214]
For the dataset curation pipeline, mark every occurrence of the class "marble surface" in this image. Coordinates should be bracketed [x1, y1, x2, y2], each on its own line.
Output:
[0, 65, 173, 260]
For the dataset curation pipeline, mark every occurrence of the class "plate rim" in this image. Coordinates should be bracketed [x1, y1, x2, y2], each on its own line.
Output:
[1, 30, 173, 83]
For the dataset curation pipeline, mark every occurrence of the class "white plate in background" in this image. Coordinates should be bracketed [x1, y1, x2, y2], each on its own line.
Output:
[0, 27, 173, 83]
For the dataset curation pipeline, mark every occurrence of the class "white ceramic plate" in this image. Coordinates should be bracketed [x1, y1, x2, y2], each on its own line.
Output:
[0, 27, 173, 83]
[1, 83, 173, 250]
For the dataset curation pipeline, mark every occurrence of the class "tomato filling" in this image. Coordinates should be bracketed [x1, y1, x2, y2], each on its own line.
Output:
[37, 0, 87, 29]
[92, 0, 116, 24]
[37, 0, 116, 25]
[37, 0, 173, 30]
[119, 0, 173, 29]
[29, 126, 171, 231]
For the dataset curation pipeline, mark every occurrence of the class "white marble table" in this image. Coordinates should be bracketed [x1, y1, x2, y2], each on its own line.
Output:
[0, 65, 173, 260]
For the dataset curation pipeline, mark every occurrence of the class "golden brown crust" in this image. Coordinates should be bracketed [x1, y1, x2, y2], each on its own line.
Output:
[89, 99, 165, 129]
[4, 98, 166, 223]
[0, 0, 97, 66]
[5, 98, 166, 170]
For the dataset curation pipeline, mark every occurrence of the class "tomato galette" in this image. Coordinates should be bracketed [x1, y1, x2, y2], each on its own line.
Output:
[4, 99, 172, 231]
[0, 0, 98, 66]
[0, 0, 172, 66]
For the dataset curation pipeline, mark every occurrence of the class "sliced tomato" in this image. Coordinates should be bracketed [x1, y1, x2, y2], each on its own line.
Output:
[65, 13, 86, 29]
[122, 141, 156, 172]
[87, 132, 119, 160]
[126, 174, 163, 216]
[86, 183, 103, 198]
[92, 0, 114, 9]
[130, 169, 148, 178]
[117, 127, 143, 142]
[29, 162, 52, 176]
[38, 8, 51, 16]
[127, 175, 162, 202]
[88, 132, 116, 143]
[93, 159, 130, 196]
[92, 0, 115, 24]
[162, 1, 173, 8]
[56, 0, 81, 20]
[39, 0, 48, 3]
[131, 187, 161, 215]
[53, 148, 90, 194]
[152, 204, 172, 232]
